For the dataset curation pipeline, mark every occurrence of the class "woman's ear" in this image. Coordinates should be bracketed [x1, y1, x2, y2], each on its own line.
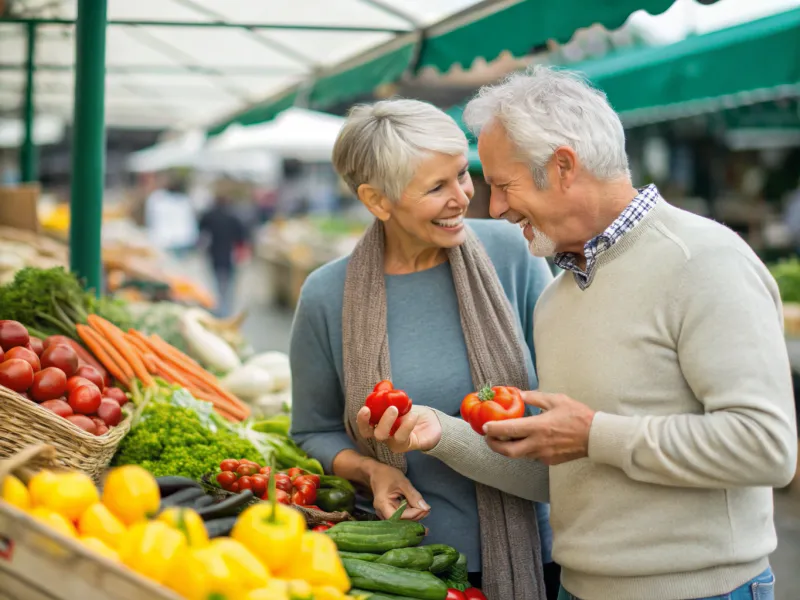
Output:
[357, 184, 392, 221]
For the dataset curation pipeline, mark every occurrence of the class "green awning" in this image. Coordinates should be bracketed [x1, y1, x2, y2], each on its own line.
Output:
[207, 0, 684, 135]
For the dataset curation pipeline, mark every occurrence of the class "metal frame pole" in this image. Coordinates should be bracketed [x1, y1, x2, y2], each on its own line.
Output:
[69, 0, 107, 293]
[20, 21, 36, 182]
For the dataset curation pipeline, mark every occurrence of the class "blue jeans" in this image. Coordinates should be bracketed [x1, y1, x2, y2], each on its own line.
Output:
[558, 568, 775, 600]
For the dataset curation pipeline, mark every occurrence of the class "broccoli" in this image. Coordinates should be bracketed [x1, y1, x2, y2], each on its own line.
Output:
[112, 403, 263, 480]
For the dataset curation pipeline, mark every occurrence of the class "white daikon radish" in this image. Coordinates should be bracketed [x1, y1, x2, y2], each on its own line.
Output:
[221, 363, 275, 401]
[245, 352, 291, 391]
[251, 390, 292, 418]
[180, 308, 242, 373]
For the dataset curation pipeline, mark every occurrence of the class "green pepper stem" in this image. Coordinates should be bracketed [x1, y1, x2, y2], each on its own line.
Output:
[477, 385, 495, 402]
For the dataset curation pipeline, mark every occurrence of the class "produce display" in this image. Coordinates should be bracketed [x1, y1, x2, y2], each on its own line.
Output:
[0, 319, 128, 436]
[460, 385, 524, 435]
[0, 226, 68, 286]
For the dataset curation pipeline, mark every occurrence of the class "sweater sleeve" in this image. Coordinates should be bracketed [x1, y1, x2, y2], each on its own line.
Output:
[425, 409, 550, 502]
[289, 282, 358, 474]
[589, 247, 798, 488]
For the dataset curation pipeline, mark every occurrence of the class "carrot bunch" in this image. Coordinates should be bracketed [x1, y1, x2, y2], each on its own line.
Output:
[76, 315, 250, 422]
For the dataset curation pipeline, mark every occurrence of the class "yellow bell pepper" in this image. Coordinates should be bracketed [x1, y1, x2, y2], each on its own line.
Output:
[277, 531, 350, 592]
[211, 537, 270, 589]
[117, 520, 185, 584]
[29, 471, 98, 521]
[232, 502, 305, 572]
[102, 465, 160, 525]
[157, 507, 209, 548]
[312, 585, 350, 600]
[165, 545, 247, 600]
[80, 536, 120, 562]
[1, 474, 30, 511]
[28, 507, 77, 538]
[78, 503, 127, 549]
[245, 579, 313, 600]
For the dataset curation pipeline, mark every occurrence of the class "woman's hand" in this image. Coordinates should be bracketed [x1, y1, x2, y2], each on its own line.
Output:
[368, 461, 431, 521]
[357, 405, 443, 453]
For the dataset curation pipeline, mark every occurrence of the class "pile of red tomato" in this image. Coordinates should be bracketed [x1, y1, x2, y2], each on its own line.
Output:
[216, 459, 320, 507]
[0, 320, 128, 436]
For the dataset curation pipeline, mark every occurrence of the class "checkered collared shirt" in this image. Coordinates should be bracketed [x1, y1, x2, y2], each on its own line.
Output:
[554, 184, 660, 289]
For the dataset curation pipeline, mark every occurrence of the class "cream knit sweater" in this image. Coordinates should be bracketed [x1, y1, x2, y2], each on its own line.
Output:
[426, 201, 798, 600]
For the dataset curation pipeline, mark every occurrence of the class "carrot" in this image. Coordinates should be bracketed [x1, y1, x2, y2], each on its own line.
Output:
[124, 334, 158, 373]
[88, 316, 155, 388]
[75, 325, 131, 388]
[149, 356, 193, 389]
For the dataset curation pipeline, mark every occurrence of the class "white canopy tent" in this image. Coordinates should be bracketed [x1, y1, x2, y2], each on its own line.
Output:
[126, 128, 205, 172]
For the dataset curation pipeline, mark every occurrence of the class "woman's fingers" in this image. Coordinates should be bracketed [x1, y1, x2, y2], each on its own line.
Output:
[390, 412, 420, 452]
[373, 406, 399, 441]
[399, 479, 431, 513]
[356, 406, 374, 438]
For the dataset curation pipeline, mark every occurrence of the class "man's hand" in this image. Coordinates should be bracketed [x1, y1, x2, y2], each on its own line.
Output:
[357, 405, 442, 454]
[484, 391, 596, 466]
[367, 461, 431, 521]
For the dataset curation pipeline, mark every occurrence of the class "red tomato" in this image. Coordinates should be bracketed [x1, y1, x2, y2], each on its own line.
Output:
[5, 347, 41, 373]
[239, 459, 261, 468]
[294, 475, 319, 490]
[304, 474, 320, 487]
[238, 476, 253, 492]
[30, 367, 68, 402]
[445, 590, 467, 600]
[40, 344, 79, 378]
[75, 365, 104, 392]
[365, 380, 413, 435]
[312, 524, 331, 532]
[460, 385, 525, 435]
[287, 467, 304, 481]
[229, 481, 240, 493]
[0, 321, 29, 351]
[258, 466, 272, 478]
[0, 348, 3, 363]
[291, 490, 308, 506]
[97, 398, 122, 427]
[65, 414, 97, 434]
[249, 474, 268, 498]
[0, 358, 35, 392]
[216, 471, 237, 490]
[262, 489, 290, 504]
[40, 399, 73, 418]
[274, 473, 293, 493]
[220, 459, 240, 473]
[294, 482, 316, 505]
[236, 464, 257, 477]
[463, 589, 487, 600]
[93, 418, 109, 436]
[28, 336, 44, 356]
[68, 384, 101, 415]
[66, 376, 96, 395]
[103, 387, 128, 407]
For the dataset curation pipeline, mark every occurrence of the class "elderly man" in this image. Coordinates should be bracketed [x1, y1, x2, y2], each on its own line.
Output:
[358, 66, 797, 600]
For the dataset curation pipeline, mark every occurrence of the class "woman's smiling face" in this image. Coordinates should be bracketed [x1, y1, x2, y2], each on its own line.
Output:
[384, 152, 474, 251]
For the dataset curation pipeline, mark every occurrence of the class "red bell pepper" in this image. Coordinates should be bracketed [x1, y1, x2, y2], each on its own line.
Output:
[312, 524, 332, 532]
[446, 590, 467, 600]
[464, 588, 488, 600]
[460, 385, 525, 435]
[365, 380, 413, 435]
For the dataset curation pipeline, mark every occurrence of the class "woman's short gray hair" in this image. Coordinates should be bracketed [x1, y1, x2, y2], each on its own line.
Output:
[332, 99, 467, 202]
[463, 65, 630, 188]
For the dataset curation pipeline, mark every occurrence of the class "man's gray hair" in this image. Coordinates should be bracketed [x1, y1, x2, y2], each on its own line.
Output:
[463, 65, 630, 188]
[332, 99, 467, 202]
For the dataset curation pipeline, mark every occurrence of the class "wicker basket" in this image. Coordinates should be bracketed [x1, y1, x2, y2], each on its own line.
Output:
[0, 386, 130, 483]
[0, 445, 180, 600]
[200, 473, 354, 527]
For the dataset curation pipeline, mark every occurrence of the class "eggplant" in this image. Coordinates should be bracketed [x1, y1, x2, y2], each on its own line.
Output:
[204, 516, 238, 538]
[159, 487, 205, 509]
[197, 489, 255, 521]
[193, 495, 215, 509]
[156, 476, 202, 497]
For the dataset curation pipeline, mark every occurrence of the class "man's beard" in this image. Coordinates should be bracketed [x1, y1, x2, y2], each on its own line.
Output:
[527, 224, 557, 257]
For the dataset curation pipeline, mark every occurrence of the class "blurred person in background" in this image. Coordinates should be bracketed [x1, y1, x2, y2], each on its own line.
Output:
[144, 173, 199, 257]
[783, 176, 800, 254]
[198, 183, 249, 318]
[290, 99, 558, 600]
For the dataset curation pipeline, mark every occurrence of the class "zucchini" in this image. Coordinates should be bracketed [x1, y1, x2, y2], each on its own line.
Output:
[204, 516, 237, 538]
[426, 544, 459, 574]
[316, 487, 355, 514]
[339, 551, 381, 562]
[192, 495, 214, 509]
[350, 590, 429, 600]
[342, 559, 448, 600]
[328, 529, 424, 553]
[156, 476, 202, 497]
[376, 547, 434, 571]
[159, 487, 204, 509]
[196, 490, 255, 520]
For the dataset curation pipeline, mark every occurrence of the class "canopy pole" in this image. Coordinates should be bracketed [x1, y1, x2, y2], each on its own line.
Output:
[69, 0, 107, 294]
[20, 22, 37, 183]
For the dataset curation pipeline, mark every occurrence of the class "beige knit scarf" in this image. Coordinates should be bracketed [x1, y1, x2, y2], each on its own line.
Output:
[342, 219, 545, 600]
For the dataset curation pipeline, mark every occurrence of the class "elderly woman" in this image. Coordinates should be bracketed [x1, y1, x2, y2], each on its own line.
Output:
[289, 99, 555, 600]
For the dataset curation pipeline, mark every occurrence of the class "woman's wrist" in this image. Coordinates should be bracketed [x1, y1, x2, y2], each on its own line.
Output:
[332, 449, 384, 487]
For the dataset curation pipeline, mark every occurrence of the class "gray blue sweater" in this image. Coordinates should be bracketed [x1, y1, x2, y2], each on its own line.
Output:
[289, 218, 554, 571]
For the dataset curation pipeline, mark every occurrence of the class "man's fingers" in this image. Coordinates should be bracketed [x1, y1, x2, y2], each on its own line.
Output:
[356, 407, 374, 438]
[521, 390, 556, 411]
[482, 416, 533, 439]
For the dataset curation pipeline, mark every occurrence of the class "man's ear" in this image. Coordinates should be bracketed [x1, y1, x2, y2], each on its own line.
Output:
[358, 184, 392, 221]
[552, 146, 578, 189]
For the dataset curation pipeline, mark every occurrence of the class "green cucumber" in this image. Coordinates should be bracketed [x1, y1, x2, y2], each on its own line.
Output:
[339, 551, 381, 562]
[350, 590, 429, 600]
[329, 520, 426, 536]
[342, 559, 448, 600]
[327, 529, 424, 553]
[376, 547, 434, 571]
[425, 544, 459, 574]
